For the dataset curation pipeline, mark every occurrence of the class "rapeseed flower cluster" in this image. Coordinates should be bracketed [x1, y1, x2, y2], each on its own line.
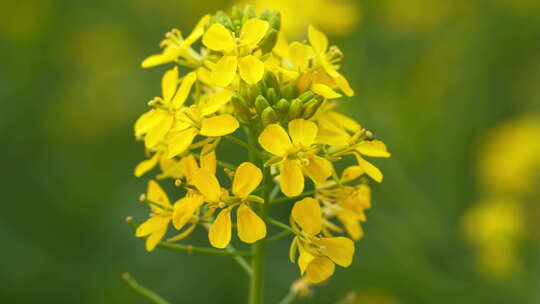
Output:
[127, 6, 390, 299]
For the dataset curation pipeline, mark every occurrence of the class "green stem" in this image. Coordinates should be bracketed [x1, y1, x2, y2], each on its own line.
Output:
[227, 245, 253, 276]
[268, 217, 295, 233]
[157, 242, 252, 256]
[247, 125, 269, 304]
[266, 230, 292, 243]
[225, 135, 261, 158]
[125, 217, 251, 257]
[122, 273, 171, 304]
[278, 290, 297, 304]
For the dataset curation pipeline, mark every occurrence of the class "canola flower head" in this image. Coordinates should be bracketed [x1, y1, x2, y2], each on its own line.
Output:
[128, 5, 390, 293]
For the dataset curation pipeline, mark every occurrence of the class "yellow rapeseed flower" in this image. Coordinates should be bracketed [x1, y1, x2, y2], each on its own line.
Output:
[290, 197, 355, 283]
[135, 180, 174, 251]
[191, 162, 267, 248]
[258, 119, 333, 197]
[141, 15, 210, 68]
[203, 19, 270, 87]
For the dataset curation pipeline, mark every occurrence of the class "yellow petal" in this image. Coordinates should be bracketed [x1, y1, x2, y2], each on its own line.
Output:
[341, 166, 364, 181]
[202, 23, 235, 51]
[199, 114, 239, 137]
[239, 19, 269, 46]
[201, 89, 233, 115]
[334, 74, 354, 97]
[211, 55, 238, 87]
[356, 140, 391, 158]
[141, 54, 167, 69]
[238, 55, 265, 84]
[233, 162, 263, 198]
[181, 154, 199, 183]
[305, 257, 335, 284]
[354, 154, 383, 183]
[184, 14, 210, 45]
[280, 159, 305, 197]
[167, 127, 198, 158]
[302, 154, 333, 185]
[237, 204, 267, 243]
[292, 197, 322, 235]
[298, 243, 315, 275]
[273, 32, 290, 58]
[172, 195, 203, 230]
[161, 66, 178, 102]
[208, 209, 232, 248]
[308, 25, 328, 54]
[134, 153, 160, 177]
[196, 66, 212, 85]
[147, 180, 171, 207]
[312, 83, 342, 99]
[192, 169, 221, 203]
[136, 216, 169, 237]
[171, 72, 197, 109]
[135, 109, 161, 136]
[258, 124, 293, 157]
[159, 154, 183, 178]
[327, 111, 362, 132]
[318, 237, 355, 267]
[289, 42, 314, 71]
[144, 114, 173, 148]
[145, 224, 168, 252]
[288, 119, 318, 146]
[337, 213, 364, 241]
[200, 144, 216, 175]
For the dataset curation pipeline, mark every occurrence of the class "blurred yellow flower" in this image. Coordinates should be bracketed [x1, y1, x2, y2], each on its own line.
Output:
[237, 0, 361, 37]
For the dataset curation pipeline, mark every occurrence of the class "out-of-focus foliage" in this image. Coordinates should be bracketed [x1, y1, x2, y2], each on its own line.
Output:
[2, 0, 540, 303]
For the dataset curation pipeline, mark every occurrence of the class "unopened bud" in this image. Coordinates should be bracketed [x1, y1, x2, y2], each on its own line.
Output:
[259, 29, 278, 54]
[261, 107, 278, 126]
[255, 95, 270, 115]
[266, 88, 278, 104]
[288, 98, 303, 120]
[276, 99, 289, 116]
[298, 90, 315, 103]
[231, 96, 252, 120]
[264, 71, 279, 90]
[301, 98, 322, 119]
[280, 84, 295, 100]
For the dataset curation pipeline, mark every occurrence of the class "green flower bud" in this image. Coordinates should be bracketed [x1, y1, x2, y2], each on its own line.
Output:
[301, 98, 323, 119]
[280, 84, 295, 100]
[261, 107, 278, 126]
[231, 96, 252, 120]
[276, 99, 290, 117]
[298, 90, 315, 104]
[266, 88, 278, 104]
[258, 79, 268, 96]
[264, 71, 279, 90]
[259, 29, 278, 54]
[288, 98, 303, 120]
[255, 95, 270, 115]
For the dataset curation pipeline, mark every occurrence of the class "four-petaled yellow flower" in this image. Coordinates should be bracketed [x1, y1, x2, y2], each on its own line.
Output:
[135, 180, 174, 251]
[134, 66, 197, 148]
[290, 197, 355, 283]
[259, 119, 333, 197]
[192, 162, 267, 248]
[203, 19, 269, 87]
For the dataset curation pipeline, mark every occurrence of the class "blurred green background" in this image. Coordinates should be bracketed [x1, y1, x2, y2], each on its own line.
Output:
[2, 0, 540, 303]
